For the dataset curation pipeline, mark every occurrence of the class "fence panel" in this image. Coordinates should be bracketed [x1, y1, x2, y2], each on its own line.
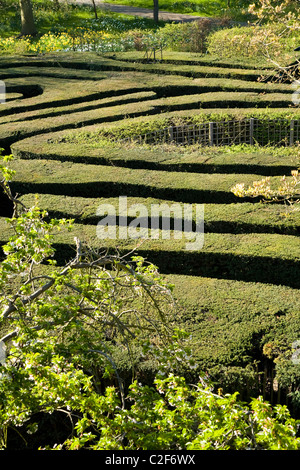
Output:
[122, 118, 300, 147]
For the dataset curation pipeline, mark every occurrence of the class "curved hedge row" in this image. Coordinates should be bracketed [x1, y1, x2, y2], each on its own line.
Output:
[1, 52, 300, 405]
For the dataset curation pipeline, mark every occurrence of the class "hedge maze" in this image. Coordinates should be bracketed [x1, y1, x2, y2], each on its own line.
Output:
[1, 51, 300, 402]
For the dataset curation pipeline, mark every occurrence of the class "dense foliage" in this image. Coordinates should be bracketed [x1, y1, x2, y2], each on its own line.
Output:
[1, 0, 299, 64]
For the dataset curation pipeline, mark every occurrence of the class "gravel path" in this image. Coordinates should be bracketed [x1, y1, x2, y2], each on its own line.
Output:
[70, 1, 210, 22]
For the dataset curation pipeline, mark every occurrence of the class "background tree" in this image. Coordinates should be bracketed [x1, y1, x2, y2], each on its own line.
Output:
[19, 0, 37, 36]
[248, 0, 300, 81]
[153, 0, 159, 24]
[91, 0, 98, 20]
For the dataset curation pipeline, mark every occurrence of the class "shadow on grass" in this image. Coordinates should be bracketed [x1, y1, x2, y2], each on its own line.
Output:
[10, 180, 242, 204]
[13, 242, 297, 289]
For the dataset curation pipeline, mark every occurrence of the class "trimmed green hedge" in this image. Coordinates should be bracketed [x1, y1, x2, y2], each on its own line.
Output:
[170, 273, 300, 397]
[1, 52, 300, 406]
[0, 55, 267, 81]
[0, 54, 297, 155]
[108, 51, 271, 70]
[8, 157, 289, 205]
[1, 216, 299, 286]
[12, 132, 300, 175]
[16, 193, 300, 236]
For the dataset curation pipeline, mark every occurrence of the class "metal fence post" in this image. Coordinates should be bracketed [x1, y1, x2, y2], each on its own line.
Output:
[209, 122, 214, 146]
[290, 120, 295, 146]
[250, 118, 254, 145]
[168, 126, 174, 144]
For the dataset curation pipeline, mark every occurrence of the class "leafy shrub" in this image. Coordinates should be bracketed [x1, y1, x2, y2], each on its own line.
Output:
[158, 18, 229, 53]
[207, 24, 300, 60]
[58, 368, 300, 450]
[170, 1, 195, 13]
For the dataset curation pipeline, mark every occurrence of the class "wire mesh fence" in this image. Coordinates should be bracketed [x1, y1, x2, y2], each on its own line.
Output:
[122, 118, 300, 147]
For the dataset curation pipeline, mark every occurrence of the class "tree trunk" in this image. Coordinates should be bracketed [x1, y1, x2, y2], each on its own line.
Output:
[91, 0, 98, 19]
[153, 0, 159, 23]
[19, 0, 37, 36]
